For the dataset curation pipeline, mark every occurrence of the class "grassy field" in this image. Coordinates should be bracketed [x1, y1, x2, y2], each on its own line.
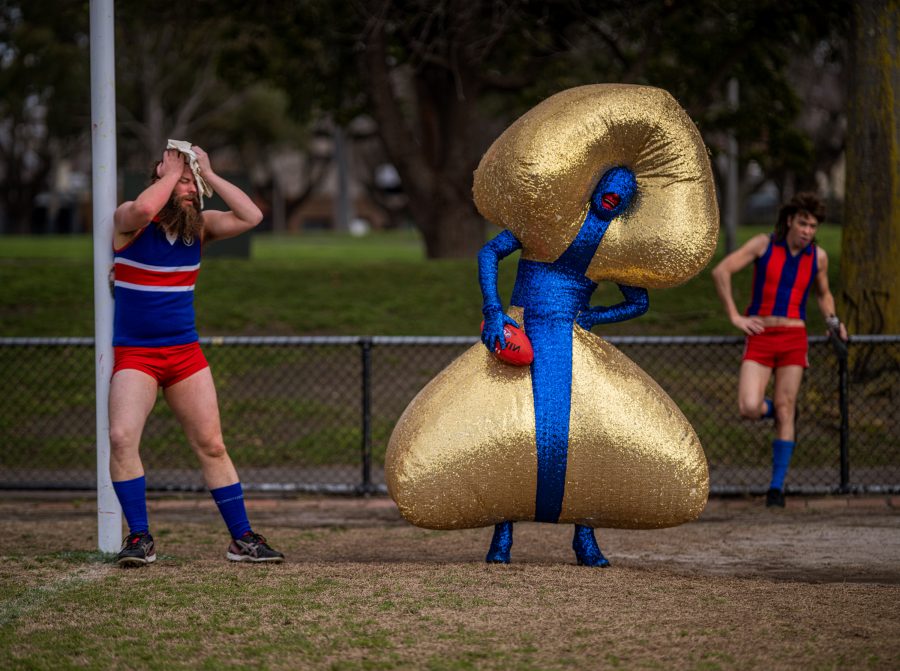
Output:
[0, 225, 843, 338]
[1, 495, 898, 671]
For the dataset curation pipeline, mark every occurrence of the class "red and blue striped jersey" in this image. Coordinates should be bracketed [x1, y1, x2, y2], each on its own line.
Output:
[113, 223, 201, 347]
[746, 235, 817, 320]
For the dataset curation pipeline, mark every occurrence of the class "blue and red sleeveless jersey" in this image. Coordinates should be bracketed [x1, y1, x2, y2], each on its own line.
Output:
[746, 234, 817, 320]
[113, 223, 201, 347]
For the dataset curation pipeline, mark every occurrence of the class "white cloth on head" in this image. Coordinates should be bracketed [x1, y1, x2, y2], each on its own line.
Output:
[166, 139, 214, 208]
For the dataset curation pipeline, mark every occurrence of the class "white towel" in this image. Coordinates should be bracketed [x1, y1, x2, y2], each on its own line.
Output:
[166, 139, 214, 208]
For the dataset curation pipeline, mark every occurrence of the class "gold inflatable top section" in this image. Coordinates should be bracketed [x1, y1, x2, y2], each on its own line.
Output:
[473, 84, 719, 288]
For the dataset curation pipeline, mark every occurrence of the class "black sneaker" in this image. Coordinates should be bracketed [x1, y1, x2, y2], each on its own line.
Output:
[116, 531, 156, 567]
[765, 488, 786, 508]
[226, 531, 284, 563]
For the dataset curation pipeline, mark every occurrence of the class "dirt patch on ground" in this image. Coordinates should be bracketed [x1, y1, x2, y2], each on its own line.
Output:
[3, 493, 897, 584]
[1, 493, 898, 670]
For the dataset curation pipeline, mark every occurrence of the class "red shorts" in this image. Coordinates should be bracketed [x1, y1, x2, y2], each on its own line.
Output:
[113, 341, 209, 388]
[742, 326, 808, 369]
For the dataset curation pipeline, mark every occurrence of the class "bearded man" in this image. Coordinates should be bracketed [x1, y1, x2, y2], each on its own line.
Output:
[109, 145, 283, 566]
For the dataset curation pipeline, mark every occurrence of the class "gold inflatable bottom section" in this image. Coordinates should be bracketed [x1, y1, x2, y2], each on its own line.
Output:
[386, 309, 709, 531]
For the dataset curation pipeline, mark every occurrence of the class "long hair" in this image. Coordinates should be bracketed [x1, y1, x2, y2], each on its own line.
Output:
[147, 162, 203, 244]
[774, 192, 825, 241]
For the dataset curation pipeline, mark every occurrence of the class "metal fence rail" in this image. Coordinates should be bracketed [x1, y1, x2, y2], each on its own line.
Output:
[1, 335, 898, 494]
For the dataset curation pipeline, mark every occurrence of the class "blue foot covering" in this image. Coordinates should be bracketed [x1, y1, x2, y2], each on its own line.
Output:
[762, 398, 775, 419]
[112, 475, 149, 535]
[769, 439, 796, 491]
[210, 482, 252, 540]
[572, 524, 610, 567]
[486, 521, 514, 563]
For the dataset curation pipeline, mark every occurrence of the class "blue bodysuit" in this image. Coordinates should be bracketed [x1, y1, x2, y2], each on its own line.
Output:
[478, 166, 648, 565]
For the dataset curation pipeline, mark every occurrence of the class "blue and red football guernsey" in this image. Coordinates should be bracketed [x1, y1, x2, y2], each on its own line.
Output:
[746, 235, 817, 320]
[113, 223, 201, 347]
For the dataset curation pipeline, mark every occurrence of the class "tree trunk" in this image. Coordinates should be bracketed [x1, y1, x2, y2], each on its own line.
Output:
[2, 159, 49, 234]
[840, 0, 900, 334]
[417, 197, 486, 259]
[360, 9, 487, 259]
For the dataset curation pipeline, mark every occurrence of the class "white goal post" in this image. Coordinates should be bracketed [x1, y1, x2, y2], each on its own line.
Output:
[90, 0, 122, 553]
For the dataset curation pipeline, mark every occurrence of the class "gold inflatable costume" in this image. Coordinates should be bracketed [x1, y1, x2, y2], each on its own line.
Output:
[386, 85, 719, 549]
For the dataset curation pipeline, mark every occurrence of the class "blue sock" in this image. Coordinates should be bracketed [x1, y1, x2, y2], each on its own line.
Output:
[112, 475, 149, 534]
[210, 482, 252, 540]
[762, 398, 775, 419]
[770, 439, 795, 491]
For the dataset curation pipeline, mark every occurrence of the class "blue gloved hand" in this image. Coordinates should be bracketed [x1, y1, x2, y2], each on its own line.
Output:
[576, 306, 614, 331]
[576, 285, 649, 331]
[477, 230, 523, 352]
[481, 309, 521, 352]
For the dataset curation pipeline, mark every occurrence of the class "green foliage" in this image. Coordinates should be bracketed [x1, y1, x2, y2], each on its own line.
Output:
[0, 1, 851, 256]
[113, 4, 299, 160]
[554, 0, 848, 187]
[217, 1, 364, 125]
[0, 1, 89, 231]
[0, 2, 89, 137]
[205, 1, 848, 257]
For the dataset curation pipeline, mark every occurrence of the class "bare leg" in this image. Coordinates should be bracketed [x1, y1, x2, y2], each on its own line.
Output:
[773, 366, 804, 442]
[109, 369, 159, 558]
[109, 369, 158, 481]
[738, 360, 773, 419]
[163, 367, 239, 489]
[766, 365, 805, 503]
[164, 368, 284, 561]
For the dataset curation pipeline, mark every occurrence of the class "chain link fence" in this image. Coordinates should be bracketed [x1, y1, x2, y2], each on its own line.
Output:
[1, 335, 898, 495]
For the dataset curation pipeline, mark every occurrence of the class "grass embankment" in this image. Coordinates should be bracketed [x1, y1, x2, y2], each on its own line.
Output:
[0, 227, 855, 474]
[0, 226, 843, 337]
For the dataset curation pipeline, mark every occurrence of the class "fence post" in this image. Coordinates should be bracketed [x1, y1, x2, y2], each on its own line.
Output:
[838, 341, 850, 493]
[828, 333, 850, 493]
[360, 337, 374, 494]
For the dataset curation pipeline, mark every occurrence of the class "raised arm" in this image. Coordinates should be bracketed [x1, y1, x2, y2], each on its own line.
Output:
[813, 248, 848, 341]
[478, 229, 522, 351]
[114, 149, 183, 234]
[194, 147, 263, 243]
[576, 284, 649, 331]
[711, 234, 769, 335]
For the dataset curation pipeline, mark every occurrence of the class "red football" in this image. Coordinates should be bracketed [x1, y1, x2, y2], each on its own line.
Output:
[480, 320, 534, 366]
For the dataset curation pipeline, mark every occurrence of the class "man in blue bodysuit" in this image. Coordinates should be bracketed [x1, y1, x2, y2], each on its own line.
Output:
[478, 167, 648, 566]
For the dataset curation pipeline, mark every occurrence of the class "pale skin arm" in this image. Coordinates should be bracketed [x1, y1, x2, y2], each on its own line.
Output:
[711, 234, 770, 335]
[813, 248, 849, 341]
[193, 146, 263, 243]
[113, 149, 185, 236]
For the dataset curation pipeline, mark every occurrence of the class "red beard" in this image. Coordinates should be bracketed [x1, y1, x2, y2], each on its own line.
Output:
[157, 194, 202, 244]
